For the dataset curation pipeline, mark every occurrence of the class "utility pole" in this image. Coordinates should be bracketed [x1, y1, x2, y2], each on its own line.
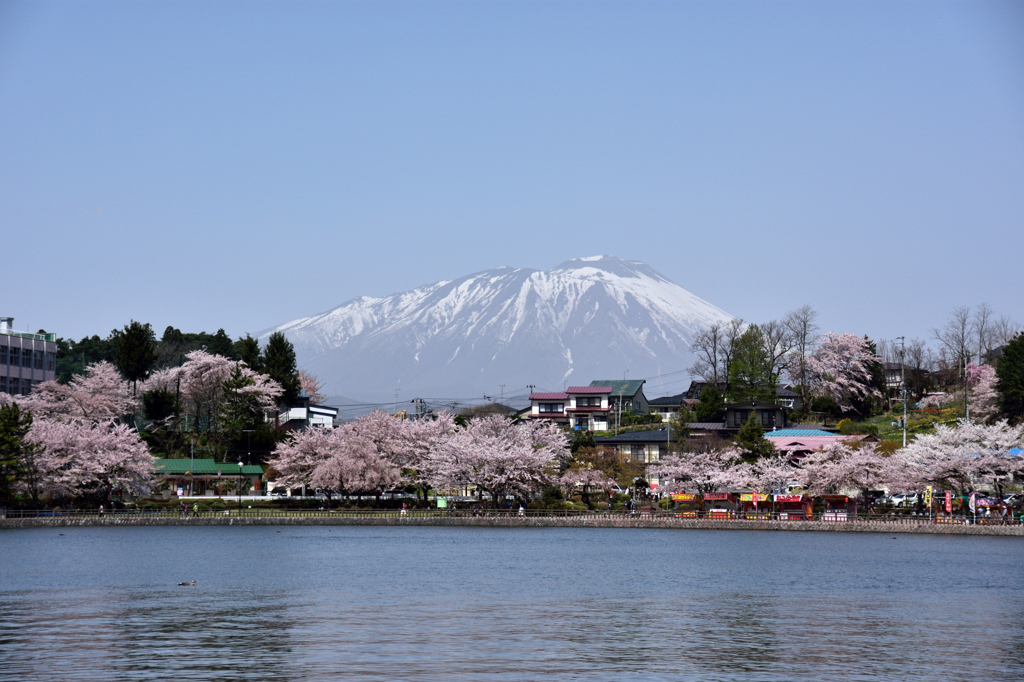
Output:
[897, 337, 907, 448]
[964, 354, 970, 422]
[499, 384, 505, 404]
[616, 386, 624, 435]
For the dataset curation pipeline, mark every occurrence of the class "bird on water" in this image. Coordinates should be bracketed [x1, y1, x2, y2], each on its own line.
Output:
[178, 580, 196, 586]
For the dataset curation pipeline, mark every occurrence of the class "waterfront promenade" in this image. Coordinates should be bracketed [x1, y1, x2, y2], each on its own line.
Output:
[3, 509, 1022, 536]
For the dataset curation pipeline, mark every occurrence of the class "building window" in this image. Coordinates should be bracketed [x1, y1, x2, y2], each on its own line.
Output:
[20, 378, 32, 395]
[22, 350, 32, 368]
[34, 350, 44, 370]
[45, 353, 55, 371]
[0, 346, 7, 364]
[734, 409, 748, 425]
[0, 377, 6, 394]
[539, 403, 564, 414]
[8, 348, 18, 367]
[576, 397, 602, 408]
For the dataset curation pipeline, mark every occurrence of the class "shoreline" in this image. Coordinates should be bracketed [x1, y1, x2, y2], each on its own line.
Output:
[2, 515, 1022, 536]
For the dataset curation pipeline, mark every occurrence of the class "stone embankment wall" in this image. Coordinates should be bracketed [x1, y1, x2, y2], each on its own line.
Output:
[2, 515, 1022, 536]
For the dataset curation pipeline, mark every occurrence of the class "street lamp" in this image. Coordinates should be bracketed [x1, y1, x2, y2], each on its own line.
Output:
[238, 459, 244, 513]
[242, 429, 254, 504]
[243, 429, 253, 465]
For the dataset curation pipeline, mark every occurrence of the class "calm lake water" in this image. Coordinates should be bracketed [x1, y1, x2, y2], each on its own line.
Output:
[1, 526, 1022, 681]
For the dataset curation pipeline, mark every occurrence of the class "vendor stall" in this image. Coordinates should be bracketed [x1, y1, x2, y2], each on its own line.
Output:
[820, 494, 857, 521]
[774, 493, 812, 520]
[670, 493, 701, 518]
[703, 492, 737, 519]
[739, 493, 770, 519]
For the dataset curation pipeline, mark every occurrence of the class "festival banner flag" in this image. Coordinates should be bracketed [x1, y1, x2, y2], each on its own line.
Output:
[945, 491, 952, 513]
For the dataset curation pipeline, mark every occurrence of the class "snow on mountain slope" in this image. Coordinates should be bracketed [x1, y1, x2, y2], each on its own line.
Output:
[262, 256, 734, 404]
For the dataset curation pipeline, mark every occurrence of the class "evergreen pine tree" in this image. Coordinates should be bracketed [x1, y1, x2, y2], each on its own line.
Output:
[694, 384, 725, 422]
[734, 414, 777, 463]
[0, 402, 38, 504]
[997, 332, 1024, 423]
[262, 332, 300, 403]
[113, 320, 157, 395]
[233, 334, 262, 371]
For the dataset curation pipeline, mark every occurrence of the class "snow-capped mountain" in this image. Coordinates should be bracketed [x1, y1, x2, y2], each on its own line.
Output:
[262, 256, 734, 405]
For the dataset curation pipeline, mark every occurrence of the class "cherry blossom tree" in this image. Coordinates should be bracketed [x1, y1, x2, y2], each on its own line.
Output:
[394, 412, 457, 504]
[918, 393, 952, 409]
[265, 425, 334, 491]
[144, 350, 281, 440]
[24, 420, 154, 504]
[298, 370, 326, 404]
[267, 416, 405, 504]
[5, 362, 155, 505]
[560, 468, 616, 509]
[729, 454, 799, 495]
[311, 425, 401, 502]
[427, 415, 567, 507]
[965, 362, 999, 422]
[806, 333, 880, 413]
[26, 361, 137, 423]
[896, 419, 1024, 495]
[650, 446, 746, 496]
[800, 442, 916, 499]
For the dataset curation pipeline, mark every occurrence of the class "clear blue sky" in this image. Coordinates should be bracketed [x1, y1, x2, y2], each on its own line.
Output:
[2, 0, 1022, 345]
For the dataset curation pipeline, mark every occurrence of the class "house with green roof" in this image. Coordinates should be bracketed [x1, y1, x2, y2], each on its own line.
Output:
[589, 379, 648, 414]
[154, 458, 265, 498]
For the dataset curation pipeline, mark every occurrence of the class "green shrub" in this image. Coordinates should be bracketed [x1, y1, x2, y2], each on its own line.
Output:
[838, 420, 879, 437]
[542, 486, 564, 505]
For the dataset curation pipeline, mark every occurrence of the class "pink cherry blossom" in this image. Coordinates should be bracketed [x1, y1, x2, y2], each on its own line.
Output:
[806, 332, 880, 412]
[26, 361, 138, 423]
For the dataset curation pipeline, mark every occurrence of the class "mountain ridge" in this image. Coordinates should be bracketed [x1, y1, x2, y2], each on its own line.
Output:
[262, 256, 734, 404]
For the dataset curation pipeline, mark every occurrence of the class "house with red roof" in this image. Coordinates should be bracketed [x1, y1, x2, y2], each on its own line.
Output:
[529, 385, 616, 431]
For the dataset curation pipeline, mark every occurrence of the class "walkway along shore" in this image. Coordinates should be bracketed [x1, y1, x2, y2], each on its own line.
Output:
[2, 513, 1022, 536]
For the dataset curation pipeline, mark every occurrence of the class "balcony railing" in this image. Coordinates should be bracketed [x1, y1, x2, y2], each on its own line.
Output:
[0, 329, 56, 342]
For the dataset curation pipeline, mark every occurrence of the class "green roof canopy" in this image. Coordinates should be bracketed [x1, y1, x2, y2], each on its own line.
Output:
[154, 458, 263, 475]
[589, 379, 646, 396]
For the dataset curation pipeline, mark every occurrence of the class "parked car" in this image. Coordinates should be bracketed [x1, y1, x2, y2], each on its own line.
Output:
[889, 493, 920, 508]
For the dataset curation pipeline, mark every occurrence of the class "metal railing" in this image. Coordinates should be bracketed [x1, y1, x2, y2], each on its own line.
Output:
[1, 507, 1020, 525]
